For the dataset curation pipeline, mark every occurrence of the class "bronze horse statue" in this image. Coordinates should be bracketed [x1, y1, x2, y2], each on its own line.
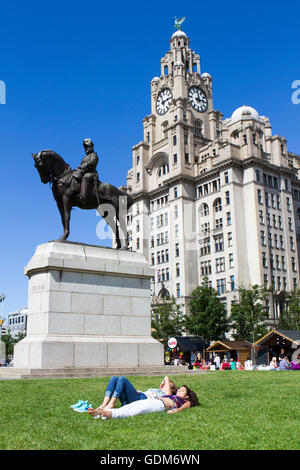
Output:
[33, 150, 133, 249]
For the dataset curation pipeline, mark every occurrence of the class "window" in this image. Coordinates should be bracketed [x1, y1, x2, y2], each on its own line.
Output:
[201, 260, 212, 275]
[136, 155, 140, 165]
[174, 187, 178, 198]
[265, 192, 270, 207]
[261, 231, 266, 246]
[290, 237, 295, 251]
[280, 235, 284, 249]
[229, 253, 234, 268]
[200, 204, 209, 217]
[166, 268, 170, 280]
[228, 232, 233, 247]
[216, 257, 225, 272]
[173, 135, 177, 146]
[288, 217, 293, 231]
[277, 277, 281, 291]
[283, 277, 287, 291]
[185, 153, 189, 164]
[217, 279, 226, 294]
[282, 256, 286, 271]
[214, 199, 222, 212]
[259, 210, 264, 224]
[176, 263, 180, 276]
[184, 134, 188, 145]
[200, 238, 211, 256]
[262, 252, 267, 268]
[176, 283, 181, 298]
[175, 243, 179, 257]
[274, 234, 278, 249]
[151, 253, 154, 265]
[174, 205, 178, 218]
[273, 214, 277, 228]
[257, 189, 262, 204]
[230, 275, 235, 291]
[278, 216, 282, 229]
[264, 274, 268, 287]
[215, 218, 223, 229]
[157, 252, 161, 264]
[277, 195, 281, 210]
[215, 235, 224, 252]
[175, 224, 179, 237]
[268, 233, 272, 248]
[276, 255, 280, 270]
[173, 154, 177, 164]
[136, 238, 140, 250]
[224, 171, 229, 184]
[136, 172, 140, 182]
[287, 197, 291, 211]
[225, 191, 230, 205]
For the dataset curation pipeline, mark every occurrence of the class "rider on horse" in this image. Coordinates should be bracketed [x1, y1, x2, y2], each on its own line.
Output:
[72, 138, 99, 203]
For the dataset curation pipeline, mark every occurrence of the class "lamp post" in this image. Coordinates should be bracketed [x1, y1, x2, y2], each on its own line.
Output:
[0, 294, 6, 365]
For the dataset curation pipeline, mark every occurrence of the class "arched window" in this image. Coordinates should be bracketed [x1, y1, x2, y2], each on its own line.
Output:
[200, 203, 209, 217]
[213, 198, 222, 213]
[158, 163, 169, 177]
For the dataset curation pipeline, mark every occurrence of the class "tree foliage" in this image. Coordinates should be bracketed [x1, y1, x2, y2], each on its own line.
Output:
[184, 277, 229, 343]
[151, 296, 185, 346]
[1, 330, 26, 359]
[230, 285, 268, 342]
[278, 288, 300, 331]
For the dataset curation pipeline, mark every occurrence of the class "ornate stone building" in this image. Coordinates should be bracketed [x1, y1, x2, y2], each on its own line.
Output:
[126, 28, 300, 324]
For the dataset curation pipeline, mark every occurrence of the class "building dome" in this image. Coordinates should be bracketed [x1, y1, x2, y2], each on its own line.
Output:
[201, 72, 212, 79]
[151, 76, 160, 83]
[230, 105, 260, 123]
[171, 30, 187, 39]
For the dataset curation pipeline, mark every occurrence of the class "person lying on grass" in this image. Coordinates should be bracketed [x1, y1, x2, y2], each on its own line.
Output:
[88, 375, 178, 417]
[89, 384, 200, 420]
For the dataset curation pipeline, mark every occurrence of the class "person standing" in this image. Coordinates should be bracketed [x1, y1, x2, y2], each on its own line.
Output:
[213, 354, 221, 370]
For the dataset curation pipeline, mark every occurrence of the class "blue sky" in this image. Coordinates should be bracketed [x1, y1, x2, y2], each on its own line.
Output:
[0, 0, 299, 316]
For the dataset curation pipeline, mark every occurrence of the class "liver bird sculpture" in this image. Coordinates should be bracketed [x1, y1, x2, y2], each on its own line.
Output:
[174, 17, 186, 30]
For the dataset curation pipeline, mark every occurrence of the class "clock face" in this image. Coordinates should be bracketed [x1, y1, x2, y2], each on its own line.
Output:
[156, 88, 173, 115]
[188, 86, 208, 112]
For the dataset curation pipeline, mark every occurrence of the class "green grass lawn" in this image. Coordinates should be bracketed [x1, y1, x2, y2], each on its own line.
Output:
[0, 371, 299, 450]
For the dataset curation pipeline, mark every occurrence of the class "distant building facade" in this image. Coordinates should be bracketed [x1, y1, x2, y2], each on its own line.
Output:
[7, 307, 28, 338]
[125, 28, 300, 325]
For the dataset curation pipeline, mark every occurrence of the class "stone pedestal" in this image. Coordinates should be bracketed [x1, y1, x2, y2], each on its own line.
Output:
[13, 242, 163, 369]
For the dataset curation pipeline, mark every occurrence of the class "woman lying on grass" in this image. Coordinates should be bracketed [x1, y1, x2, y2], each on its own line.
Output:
[90, 385, 200, 420]
[88, 375, 178, 417]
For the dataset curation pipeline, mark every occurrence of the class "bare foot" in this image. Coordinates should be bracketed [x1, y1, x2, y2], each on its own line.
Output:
[88, 408, 101, 417]
[101, 409, 113, 420]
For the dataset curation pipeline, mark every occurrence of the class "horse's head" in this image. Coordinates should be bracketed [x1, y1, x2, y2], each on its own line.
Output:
[33, 150, 53, 184]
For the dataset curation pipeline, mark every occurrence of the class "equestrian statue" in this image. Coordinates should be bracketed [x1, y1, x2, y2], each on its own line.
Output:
[33, 139, 133, 249]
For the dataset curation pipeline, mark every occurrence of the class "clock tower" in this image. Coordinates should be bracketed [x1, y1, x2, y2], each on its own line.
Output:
[126, 27, 222, 312]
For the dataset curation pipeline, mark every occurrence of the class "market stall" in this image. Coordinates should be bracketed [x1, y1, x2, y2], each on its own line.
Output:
[206, 340, 252, 366]
[252, 329, 300, 365]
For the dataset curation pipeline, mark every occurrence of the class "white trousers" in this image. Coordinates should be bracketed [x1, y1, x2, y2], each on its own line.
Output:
[111, 398, 165, 419]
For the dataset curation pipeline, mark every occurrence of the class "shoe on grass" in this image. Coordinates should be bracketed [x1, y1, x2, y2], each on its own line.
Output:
[74, 402, 93, 412]
[71, 400, 86, 409]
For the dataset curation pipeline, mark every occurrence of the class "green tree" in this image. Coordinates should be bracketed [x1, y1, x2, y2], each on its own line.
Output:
[184, 277, 229, 343]
[151, 296, 185, 346]
[230, 285, 268, 342]
[278, 288, 300, 330]
[1, 330, 26, 359]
